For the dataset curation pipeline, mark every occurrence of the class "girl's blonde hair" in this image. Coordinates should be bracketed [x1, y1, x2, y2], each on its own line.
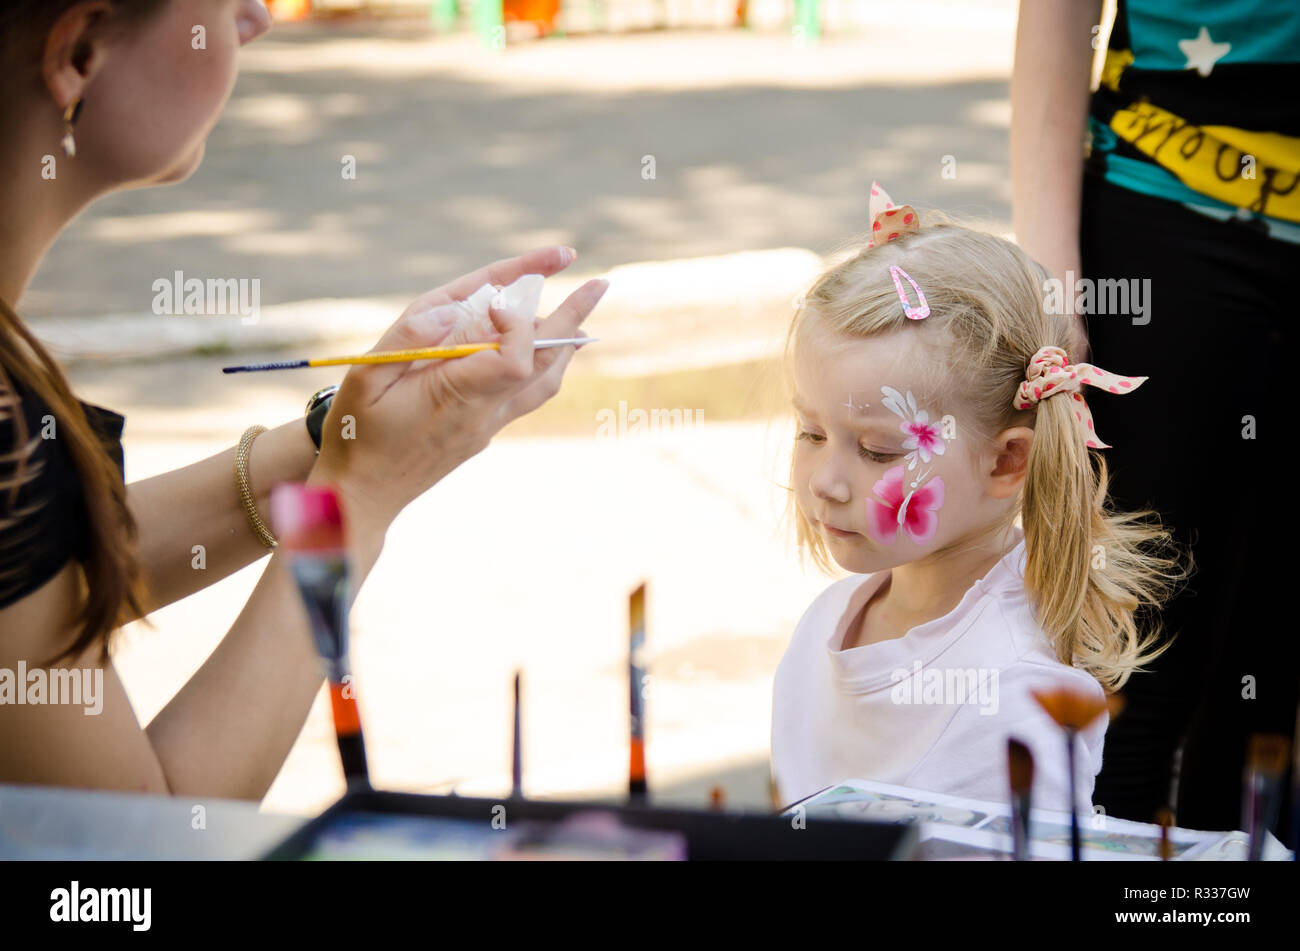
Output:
[786, 215, 1186, 691]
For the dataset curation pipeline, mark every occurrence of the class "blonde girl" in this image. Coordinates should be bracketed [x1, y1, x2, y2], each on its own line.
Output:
[772, 184, 1183, 813]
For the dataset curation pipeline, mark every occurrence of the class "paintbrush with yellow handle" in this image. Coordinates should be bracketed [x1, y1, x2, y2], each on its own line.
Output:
[222, 337, 597, 374]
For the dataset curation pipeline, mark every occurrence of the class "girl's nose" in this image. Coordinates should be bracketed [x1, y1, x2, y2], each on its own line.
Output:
[238, 1, 272, 45]
[809, 460, 851, 505]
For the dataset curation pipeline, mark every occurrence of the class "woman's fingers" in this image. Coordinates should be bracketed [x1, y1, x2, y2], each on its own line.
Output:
[427, 295, 536, 405]
[525, 277, 607, 373]
[405, 246, 576, 317]
[352, 301, 461, 398]
[500, 335, 580, 424]
[493, 279, 607, 423]
[502, 277, 607, 404]
[454, 246, 575, 299]
[357, 265, 603, 437]
[486, 295, 536, 383]
[415, 276, 607, 400]
[367, 246, 580, 389]
[538, 278, 608, 342]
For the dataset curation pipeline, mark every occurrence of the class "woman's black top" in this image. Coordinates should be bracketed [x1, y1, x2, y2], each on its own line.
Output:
[0, 382, 125, 608]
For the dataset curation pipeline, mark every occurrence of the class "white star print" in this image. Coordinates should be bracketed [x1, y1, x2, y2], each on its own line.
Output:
[1178, 26, 1231, 78]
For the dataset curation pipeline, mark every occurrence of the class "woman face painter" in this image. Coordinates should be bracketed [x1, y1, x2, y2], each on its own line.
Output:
[0, 0, 607, 796]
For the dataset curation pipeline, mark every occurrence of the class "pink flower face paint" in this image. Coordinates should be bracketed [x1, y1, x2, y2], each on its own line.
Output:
[880, 386, 946, 470]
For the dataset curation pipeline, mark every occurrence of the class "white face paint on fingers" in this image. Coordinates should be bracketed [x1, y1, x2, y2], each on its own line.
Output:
[446, 275, 546, 335]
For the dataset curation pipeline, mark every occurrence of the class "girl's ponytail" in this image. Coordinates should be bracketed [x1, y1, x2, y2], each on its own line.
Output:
[1019, 352, 1185, 691]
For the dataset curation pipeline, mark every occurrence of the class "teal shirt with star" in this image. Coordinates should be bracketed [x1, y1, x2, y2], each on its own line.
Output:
[1087, 0, 1300, 239]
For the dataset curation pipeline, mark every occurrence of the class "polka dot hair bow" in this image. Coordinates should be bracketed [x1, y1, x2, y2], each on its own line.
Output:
[1014, 346, 1147, 449]
[866, 181, 920, 248]
[867, 181, 929, 319]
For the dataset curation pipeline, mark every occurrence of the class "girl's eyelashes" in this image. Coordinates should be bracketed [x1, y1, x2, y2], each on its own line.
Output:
[859, 446, 900, 463]
[797, 430, 900, 463]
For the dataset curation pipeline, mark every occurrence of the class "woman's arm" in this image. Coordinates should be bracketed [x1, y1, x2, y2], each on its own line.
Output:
[0, 247, 606, 799]
[1010, 0, 1104, 360]
[0, 484, 383, 799]
[125, 416, 319, 616]
[144, 474, 385, 798]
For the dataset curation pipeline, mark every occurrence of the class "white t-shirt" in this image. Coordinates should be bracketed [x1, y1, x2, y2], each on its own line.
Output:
[771, 530, 1108, 814]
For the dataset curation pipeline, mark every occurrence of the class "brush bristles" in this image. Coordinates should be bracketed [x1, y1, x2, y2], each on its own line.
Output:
[629, 583, 646, 631]
[1248, 733, 1290, 776]
[1007, 738, 1034, 793]
[1031, 687, 1109, 731]
[270, 483, 346, 551]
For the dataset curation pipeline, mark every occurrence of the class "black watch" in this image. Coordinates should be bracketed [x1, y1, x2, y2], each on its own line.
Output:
[305, 384, 339, 454]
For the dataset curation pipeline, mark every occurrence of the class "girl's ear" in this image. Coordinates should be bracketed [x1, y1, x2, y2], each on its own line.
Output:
[987, 426, 1034, 499]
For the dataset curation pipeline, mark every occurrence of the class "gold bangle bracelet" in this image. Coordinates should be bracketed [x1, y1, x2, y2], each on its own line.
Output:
[236, 425, 278, 549]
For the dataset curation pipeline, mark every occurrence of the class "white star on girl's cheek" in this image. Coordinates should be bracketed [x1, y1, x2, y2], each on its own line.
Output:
[1178, 26, 1231, 77]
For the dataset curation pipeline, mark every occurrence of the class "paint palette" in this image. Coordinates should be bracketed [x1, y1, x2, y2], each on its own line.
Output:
[265, 788, 917, 861]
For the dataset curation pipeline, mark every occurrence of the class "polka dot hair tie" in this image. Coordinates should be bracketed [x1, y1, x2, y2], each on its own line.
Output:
[1014, 345, 1147, 449]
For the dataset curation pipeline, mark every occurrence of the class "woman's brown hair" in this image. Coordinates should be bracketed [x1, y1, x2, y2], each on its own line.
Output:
[1, 1, 168, 663]
[0, 304, 150, 664]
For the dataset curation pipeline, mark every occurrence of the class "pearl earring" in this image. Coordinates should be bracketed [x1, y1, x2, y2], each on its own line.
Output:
[61, 98, 83, 158]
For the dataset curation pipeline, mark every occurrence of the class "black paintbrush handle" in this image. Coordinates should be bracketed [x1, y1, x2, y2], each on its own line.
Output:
[327, 676, 370, 789]
[1011, 794, 1030, 861]
[1067, 729, 1081, 861]
[222, 359, 310, 373]
[337, 730, 370, 789]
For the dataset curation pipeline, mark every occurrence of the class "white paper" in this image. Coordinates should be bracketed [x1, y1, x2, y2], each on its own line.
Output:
[784, 778, 1293, 861]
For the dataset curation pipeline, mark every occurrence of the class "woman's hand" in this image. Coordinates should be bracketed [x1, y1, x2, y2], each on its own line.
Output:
[310, 246, 608, 533]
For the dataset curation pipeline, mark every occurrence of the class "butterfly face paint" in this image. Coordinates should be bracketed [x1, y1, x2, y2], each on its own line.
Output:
[866, 465, 946, 544]
[866, 388, 948, 543]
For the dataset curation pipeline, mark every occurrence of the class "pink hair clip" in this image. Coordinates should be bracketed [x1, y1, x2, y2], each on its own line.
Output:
[889, 265, 930, 320]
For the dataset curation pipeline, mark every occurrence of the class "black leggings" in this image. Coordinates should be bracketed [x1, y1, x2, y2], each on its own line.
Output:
[1081, 172, 1299, 840]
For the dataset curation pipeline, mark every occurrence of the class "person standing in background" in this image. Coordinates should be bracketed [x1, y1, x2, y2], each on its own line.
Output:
[1011, 0, 1299, 838]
